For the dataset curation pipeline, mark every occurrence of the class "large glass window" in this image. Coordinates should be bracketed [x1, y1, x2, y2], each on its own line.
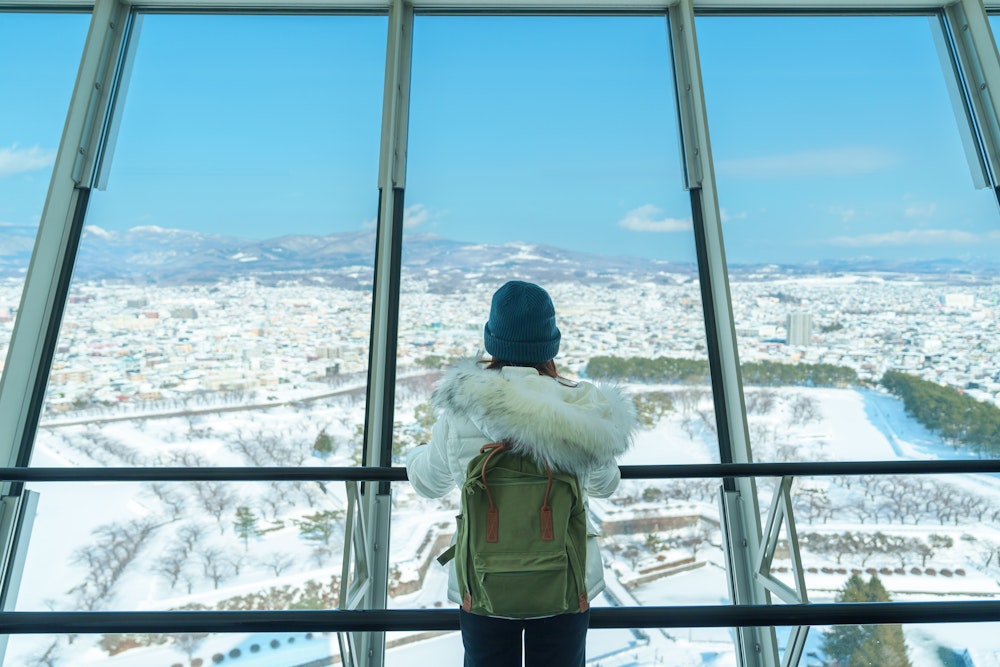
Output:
[11, 12, 386, 667]
[0, 12, 88, 384]
[387, 14, 726, 662]
[699, 14, 1000, 665]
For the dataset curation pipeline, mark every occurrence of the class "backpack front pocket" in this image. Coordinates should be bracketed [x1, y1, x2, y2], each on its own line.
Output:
[473, 551, 569, 616]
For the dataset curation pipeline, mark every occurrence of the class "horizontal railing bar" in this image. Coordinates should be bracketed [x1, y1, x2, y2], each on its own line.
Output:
[3, 601, 1000, 634]
[622, 459, 1000, 478]
[4, 459, 1000, 482]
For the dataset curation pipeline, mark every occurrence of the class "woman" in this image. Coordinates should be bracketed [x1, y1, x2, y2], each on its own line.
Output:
[406, 280, 637, 667]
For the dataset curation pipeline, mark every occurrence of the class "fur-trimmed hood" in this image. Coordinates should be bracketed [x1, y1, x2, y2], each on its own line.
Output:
[431, 359, 636, 474]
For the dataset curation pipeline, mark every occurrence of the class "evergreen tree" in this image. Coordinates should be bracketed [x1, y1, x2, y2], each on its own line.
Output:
[585, 355, 856, 387]
[233, 506, 260, 552]
[313, 429, 334, 457]
[293, 509, 343, 548]
[822, 574, 911, 667]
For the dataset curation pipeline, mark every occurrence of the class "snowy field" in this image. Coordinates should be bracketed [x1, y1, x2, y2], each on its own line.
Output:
[7, 382, 1000, 666]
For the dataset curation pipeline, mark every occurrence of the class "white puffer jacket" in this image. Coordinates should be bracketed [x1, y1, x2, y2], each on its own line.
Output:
[406, 359, 637, 606]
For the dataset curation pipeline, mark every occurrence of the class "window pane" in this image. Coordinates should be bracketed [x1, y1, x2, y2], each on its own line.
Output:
[699, 16, 999, 464]
[386, 626, 735, 664]
[699, 16, 1000, 664]
[16, 13, 385, 665]
[36, 12, 385, 459]
[8, 631, 341, 667]
[0, 12, 88, 383]
[389, 14, 721, 661]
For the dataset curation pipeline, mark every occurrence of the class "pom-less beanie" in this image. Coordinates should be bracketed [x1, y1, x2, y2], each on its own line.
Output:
[483, 281, 561, 364]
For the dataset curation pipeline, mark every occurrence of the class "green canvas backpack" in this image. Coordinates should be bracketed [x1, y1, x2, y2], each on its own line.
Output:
[437, 441, 590, 618]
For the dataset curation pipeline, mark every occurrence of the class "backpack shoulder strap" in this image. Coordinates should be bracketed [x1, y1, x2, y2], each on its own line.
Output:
[478, 441, 507, 543]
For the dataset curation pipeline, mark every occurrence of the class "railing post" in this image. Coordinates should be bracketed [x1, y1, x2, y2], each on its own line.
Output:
[360, 1, 413, 665]
[667, 3, 777, 665]
[0, 5, 136, 664]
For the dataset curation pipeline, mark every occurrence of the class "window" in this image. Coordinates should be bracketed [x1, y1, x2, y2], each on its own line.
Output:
[700, 13, 1000, 660]
[387, 14, 726, 662]
[0, 12, 88, 384]
[700, 14, 999, 462]
[12, 11, 386, 666]
[6, 4, 1000, 667]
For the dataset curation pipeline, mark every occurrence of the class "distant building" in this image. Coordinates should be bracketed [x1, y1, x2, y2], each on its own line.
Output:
[170, 306, 198, 319]
[786, 311, 813, 346]
[941, 293, 975, 309]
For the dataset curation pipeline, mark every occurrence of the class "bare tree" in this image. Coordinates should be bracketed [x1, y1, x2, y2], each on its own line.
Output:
[26, 639, 61, 667]
[172, 632, 208, 667]
[224, 552, 248, 576]
[261, 552, 296, 577]
[697, 409, 718, 436]
[262, 482, 290, 521]
[841, 495, 874, 525]
[794, 486, 831, 524]
[193, 481, 239, 533]
[789, 394, 820, 425]
[198, 547, 229, 589]
[154, 548, 189, 590]
[677, 388, 705, 418]
[147, 482, 187, 520]
[745, 390, 777, 416]
[177, 523, 206, 554]
[310, 545, 334, 567]
[70, 519, 158, 609]
[165, 450, 208, 467]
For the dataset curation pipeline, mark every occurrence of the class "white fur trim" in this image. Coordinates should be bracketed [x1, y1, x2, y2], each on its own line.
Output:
[431, 360, 636, 474]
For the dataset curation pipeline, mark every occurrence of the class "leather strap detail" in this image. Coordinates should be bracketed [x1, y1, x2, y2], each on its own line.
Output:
[486, 507, 499, 543]
[480, 442, 506, 543]
[540, 460, 554, 541]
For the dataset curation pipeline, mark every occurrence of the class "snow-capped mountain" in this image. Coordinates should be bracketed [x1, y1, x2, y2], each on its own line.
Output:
[0, 223, 996, 286]
[0, 224, 694, 287]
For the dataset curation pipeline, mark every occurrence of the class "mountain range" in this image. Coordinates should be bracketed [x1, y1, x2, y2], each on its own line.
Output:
[0, 223, 995, 288]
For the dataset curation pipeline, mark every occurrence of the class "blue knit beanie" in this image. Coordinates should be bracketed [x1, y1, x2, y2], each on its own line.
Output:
[484, 281, 561, 364]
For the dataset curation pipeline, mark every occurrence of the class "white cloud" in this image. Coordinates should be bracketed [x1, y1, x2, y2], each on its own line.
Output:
[720, 208, 747, 223]
[717, 146, 897, 179]
[618, 205, 691, 233]
[362, 203, 437, 230]
[830, 207, 857, 223]
[403, 204, 431, 228]
[0, 144, 56, 178]
[903, 202, 937, 218]
[829, 229, 1000, 247]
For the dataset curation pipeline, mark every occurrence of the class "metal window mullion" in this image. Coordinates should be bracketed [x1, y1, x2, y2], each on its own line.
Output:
[0, 2, 132, 662]
[0, 0, 130, 473]
[0, 490, 38, 663]
[360, 2, 412, 666]
[668, 2, 776, 666]
[945, 0, 1000, 200]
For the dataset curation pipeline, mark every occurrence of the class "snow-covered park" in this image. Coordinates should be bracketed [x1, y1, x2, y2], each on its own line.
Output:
[8, 378, 1000, 666]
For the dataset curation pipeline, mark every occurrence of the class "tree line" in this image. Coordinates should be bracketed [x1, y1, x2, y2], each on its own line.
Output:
[881, 370, 1000, 458]
[585, 356, 858, 387]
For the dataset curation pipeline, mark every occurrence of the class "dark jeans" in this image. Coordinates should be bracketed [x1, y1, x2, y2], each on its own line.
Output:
[458, 608, 591, 667]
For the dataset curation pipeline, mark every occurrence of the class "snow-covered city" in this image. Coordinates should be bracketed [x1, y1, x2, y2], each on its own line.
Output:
[2, 263, 1000, 667]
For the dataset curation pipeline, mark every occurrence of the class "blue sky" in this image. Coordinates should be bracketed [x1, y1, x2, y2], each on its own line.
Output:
[1, 10, 998, 264]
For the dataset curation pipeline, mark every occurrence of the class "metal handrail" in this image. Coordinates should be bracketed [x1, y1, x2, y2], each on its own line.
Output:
[4, 601, 1000, 634]
[3, 458, 1000, 482]
[5, 460, 1000, 638]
